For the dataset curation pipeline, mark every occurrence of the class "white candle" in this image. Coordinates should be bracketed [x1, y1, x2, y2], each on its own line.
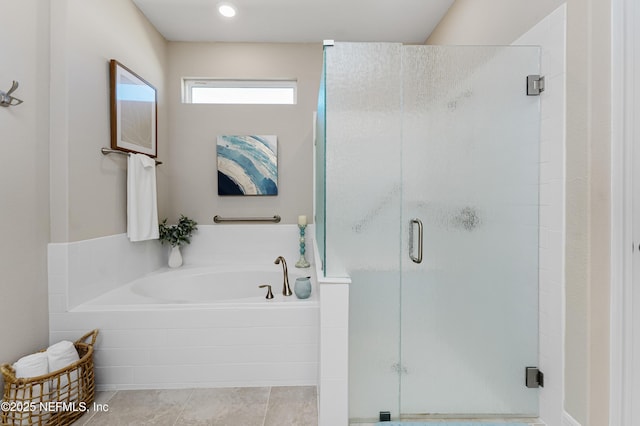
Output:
[298, 215, 307, 226]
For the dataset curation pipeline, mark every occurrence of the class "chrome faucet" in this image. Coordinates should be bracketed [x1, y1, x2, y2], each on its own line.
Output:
[274, 256, 292, 296]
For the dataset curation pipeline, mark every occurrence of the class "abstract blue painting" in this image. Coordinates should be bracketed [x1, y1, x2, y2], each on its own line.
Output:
[217, 135, 278, 196]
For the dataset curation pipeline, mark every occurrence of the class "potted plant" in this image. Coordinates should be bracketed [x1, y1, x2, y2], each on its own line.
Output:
[158, 215, 198, 268]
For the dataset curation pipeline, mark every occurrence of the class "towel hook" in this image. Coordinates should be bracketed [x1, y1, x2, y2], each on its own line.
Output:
[0, 81, 24, 107]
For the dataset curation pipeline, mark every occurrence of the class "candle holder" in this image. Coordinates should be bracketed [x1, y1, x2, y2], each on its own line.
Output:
[295, 224, 310, 268]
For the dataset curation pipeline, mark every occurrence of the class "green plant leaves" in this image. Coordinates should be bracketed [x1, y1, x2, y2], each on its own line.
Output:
[159, 215, 198, 247]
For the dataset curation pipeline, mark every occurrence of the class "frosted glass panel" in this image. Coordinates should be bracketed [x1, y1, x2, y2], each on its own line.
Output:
[324, 43, 403, 277]
[400, 46, 540, 415]
[324, 43, 403, 420]
[315, 49, 326, 267]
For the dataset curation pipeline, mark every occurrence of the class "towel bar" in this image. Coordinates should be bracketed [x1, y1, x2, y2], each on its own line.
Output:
[101, 147, 163, 165]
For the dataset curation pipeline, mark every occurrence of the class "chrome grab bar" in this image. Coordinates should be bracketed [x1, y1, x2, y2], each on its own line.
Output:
[213, 215, 281, 223]
[409, 218, 423, 264]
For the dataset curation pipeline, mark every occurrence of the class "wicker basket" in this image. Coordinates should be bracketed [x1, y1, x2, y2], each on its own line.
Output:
[0, 330, 98, 426]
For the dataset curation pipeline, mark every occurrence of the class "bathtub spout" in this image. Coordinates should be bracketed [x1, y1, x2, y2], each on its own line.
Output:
[274, 256, 292, 296]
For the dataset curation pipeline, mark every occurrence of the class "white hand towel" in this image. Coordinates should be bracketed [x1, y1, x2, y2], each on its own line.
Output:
[127, 153, 160, 242]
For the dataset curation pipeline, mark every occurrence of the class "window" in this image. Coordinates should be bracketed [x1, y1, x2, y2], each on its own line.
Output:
[183, 79, 297, 104]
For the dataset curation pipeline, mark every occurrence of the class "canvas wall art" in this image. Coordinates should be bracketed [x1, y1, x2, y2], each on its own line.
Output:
[217, 135, 278, 196]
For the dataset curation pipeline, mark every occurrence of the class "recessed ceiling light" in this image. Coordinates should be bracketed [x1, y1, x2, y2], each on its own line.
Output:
[218, 3, 236, 18]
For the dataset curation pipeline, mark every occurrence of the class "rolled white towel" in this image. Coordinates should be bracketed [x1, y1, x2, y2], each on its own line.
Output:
[46, 340, 80, 401]
[12, 352, 50, 409]
[46, 340, 79, 373]
[13, 352, 48, 379]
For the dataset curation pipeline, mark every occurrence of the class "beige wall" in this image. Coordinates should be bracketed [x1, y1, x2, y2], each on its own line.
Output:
[565, 0, 611, 424]
[426, 0, 565, 45]
[429, 0, 612, 424]
[0, 0, 50, 385]
[166, 42, 322, 225]
[564, 0, 590, 422]
[50, 0, 169, 242]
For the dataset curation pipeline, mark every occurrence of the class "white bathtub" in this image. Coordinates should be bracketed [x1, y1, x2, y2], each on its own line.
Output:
[77, 264, 317, 309]
[52, 261, 319, 390]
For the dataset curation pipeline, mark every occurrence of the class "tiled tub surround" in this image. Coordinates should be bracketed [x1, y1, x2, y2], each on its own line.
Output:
[48, 233, 164, 312]
[49, 225, 319, 390]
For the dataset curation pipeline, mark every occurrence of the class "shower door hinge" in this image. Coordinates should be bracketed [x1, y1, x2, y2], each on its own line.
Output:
[527, 75, 545, 96]
[525, 366, 544, 388]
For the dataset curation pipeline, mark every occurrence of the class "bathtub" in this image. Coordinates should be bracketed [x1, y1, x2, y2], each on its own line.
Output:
[51, 262, 319, 390]
[77, 264, 317, 309]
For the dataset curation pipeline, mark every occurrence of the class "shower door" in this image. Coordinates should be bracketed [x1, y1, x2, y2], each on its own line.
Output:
[322, 42, 541, 420]
[400, 46, 540, 415]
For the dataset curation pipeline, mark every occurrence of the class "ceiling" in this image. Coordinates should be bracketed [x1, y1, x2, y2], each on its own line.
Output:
[131, 0, 455, 44]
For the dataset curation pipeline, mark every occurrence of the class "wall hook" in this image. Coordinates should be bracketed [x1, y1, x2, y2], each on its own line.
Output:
[0, 81, 24, 107]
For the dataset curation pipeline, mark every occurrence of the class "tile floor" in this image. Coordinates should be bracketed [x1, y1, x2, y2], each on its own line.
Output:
[74, 386, 317, 425]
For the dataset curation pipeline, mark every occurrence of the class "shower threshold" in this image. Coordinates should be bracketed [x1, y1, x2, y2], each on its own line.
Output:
[350, 417, 544, 426]
[373, 422, 544, 426]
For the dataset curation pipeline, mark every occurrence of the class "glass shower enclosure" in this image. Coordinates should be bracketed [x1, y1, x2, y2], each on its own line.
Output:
[316, 43, 540, 421]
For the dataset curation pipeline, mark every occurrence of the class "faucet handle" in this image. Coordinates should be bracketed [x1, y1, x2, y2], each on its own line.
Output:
[259, 284, 274, 299]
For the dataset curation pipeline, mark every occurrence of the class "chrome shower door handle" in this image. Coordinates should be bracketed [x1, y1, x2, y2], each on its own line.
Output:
[409, 218, 423, 264]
